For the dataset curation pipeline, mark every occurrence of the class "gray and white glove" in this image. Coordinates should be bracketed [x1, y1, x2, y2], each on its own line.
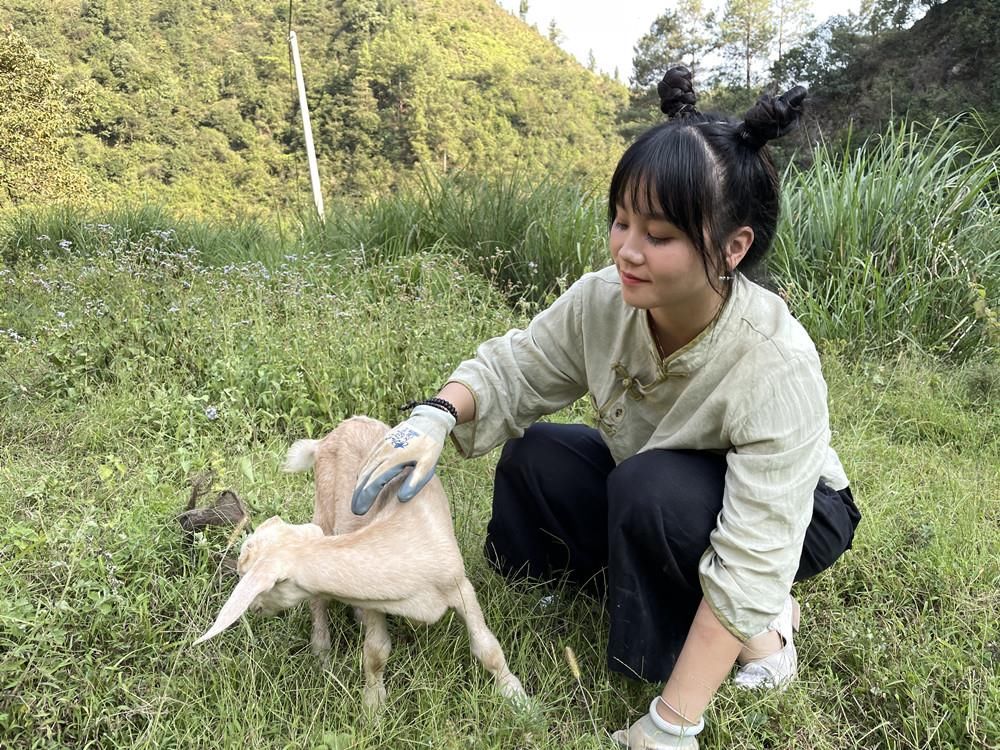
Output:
[351, 404, 456, 515]
[610, 698, 703, 749]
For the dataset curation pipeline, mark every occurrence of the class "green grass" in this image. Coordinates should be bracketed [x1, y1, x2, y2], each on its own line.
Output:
[1, 223, 998, 748]
[772, 116, 1000, 360]
[5, 117, 998, 361]
[0, 170, 610, 309]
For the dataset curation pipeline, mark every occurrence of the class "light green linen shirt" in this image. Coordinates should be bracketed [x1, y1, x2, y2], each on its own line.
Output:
[448, 264, 849, 641]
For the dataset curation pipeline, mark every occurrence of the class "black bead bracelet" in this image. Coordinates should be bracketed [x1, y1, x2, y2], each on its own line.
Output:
[401, 397, 458, 420]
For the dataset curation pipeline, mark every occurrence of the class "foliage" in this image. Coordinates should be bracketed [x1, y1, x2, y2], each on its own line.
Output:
[0, 30, 92, 208]
[859, 0, 939, 34]
[620, 0, 719, 140]
[3, 117, 997, 360]
[1, 170, 610, 309]
[718, 0, 777, 88]
[774, 0, 999, 145]
[0, 0, 627, 215]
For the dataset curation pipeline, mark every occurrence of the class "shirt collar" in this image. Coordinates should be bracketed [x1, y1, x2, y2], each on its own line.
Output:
[648, 273, 751, 375]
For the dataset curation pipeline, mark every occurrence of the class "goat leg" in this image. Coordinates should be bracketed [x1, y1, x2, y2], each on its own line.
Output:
[360, 608, 391, 711]
[450, 578, 526, 700]
[309, 597, 332, 667]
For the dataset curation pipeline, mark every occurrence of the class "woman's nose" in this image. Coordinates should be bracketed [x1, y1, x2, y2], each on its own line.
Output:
[618, 240, 644, 265]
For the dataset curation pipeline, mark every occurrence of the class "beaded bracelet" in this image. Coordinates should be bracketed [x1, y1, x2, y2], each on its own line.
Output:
[401, 397, 458, 421]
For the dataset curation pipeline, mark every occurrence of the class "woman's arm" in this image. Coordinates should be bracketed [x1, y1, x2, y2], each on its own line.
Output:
[436, 381, 476, 425]
[657, 599, 742, 726]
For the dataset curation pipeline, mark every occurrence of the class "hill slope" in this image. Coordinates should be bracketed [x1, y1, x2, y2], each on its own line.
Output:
[800, 0, 999, 141]
[1, 0, 627, 214]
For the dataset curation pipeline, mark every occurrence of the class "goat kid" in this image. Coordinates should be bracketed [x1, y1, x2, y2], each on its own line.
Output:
[194, 416, 526, 709]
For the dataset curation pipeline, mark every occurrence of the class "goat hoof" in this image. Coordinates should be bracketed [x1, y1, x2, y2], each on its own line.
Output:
[362, 684, 387, 713]
[499, 673, 527, 701]
[312, 651, 332, 672]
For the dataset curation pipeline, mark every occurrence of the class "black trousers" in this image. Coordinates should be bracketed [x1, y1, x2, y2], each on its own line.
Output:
[484, 422, 861, 683]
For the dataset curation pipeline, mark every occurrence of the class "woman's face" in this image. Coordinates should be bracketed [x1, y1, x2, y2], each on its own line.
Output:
[609, 195, 721, 322]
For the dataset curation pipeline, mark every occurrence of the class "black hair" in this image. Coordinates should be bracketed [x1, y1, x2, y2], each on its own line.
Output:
[608, 65, 806, 295]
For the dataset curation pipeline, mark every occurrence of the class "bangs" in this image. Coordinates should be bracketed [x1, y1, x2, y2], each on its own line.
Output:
[607, 124, 718, 251]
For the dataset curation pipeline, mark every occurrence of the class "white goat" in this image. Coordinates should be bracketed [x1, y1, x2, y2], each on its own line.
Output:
[194, 415, 526, 708]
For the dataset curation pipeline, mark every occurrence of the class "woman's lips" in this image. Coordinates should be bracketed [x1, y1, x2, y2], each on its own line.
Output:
[620, 270, 647, 286]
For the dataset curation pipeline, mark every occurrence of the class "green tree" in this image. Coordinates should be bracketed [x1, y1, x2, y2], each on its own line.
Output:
[518, 0, 529, 21]
[622, 1, 716, 138]
[720, 0, 776, 88]
[770, 14, 862, 89]
[632, 0, 716, 87]
[0, 30, 90, 207]
[775, 0, 813, 60]
[860, 0, 936, 33]
[547, 18, 562, 44]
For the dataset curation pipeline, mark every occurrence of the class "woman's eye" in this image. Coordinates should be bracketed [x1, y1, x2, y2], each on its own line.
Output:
[647, 234, 670, 245]
[612, 221, 627, 231]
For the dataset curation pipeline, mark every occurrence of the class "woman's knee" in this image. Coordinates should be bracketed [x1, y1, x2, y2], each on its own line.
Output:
[607, 449, 726, 532]
[496, 423, 567, 478]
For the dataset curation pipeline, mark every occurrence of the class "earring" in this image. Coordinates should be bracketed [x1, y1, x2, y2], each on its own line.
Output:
[718, 274, 732, 282]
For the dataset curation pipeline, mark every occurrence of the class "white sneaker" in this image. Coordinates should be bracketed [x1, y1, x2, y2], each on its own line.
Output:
[733, 595, 800, 691]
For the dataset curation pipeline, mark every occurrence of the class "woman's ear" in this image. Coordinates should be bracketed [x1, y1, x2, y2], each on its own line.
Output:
[724, 226, 754, 271]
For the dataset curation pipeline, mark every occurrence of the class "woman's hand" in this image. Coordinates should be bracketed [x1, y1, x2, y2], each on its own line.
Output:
[611, 701, 701, 748]
[350, 404, 456, 514]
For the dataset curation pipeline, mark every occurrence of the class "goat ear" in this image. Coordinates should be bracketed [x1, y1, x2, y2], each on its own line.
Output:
[257, 515, 284, 530]
[193, 561, 280, 645]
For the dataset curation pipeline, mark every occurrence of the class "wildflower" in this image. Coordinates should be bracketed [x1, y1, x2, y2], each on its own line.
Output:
[56, 311, 66, 318]
[204, 405, 219, 420]
[168, 305, 180, 314]
[36, 235, 50, 241]
[58, 240, 72, 249]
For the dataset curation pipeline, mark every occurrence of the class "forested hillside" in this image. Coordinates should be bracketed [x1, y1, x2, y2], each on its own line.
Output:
[622, 0, 998, 151]
[4, 0, 997, 217]
[0, 0, 627, 214]
[777, 0, 999, 144]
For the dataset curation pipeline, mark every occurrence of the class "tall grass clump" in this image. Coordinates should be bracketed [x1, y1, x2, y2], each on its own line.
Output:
[311, 170, 610, 306]
[772, 116, 1000, 360]
[2, 173, 611, 309]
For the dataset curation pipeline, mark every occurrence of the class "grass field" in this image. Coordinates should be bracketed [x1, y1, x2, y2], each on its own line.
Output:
[1, 119, 998, 748]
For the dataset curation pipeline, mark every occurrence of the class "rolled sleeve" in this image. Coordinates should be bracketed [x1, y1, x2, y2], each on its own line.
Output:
[449, 279, 588, 458]
[698, 353, 830, 640]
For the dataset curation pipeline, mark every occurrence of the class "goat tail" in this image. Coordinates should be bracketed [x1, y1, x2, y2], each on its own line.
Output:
[283, 439, 320, 473]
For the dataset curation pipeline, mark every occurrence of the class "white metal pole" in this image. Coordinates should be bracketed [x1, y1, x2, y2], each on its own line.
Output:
[289, 30, 325, 221]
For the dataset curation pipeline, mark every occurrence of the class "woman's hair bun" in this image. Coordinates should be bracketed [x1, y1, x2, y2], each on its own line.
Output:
[739, 85, 808, 148]
[658, 65, 698, 118]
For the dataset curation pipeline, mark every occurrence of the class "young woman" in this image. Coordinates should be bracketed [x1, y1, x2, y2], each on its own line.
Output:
[351, 67, 861, 748]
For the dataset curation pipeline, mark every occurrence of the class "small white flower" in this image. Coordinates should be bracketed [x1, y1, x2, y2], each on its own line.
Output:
[204, 405, 218, 420]
[58, 239, 72, 249]
[36, 235, 50, 241]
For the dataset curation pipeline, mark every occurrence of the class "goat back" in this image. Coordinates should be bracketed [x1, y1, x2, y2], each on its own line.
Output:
[308, 416, 461, 562]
